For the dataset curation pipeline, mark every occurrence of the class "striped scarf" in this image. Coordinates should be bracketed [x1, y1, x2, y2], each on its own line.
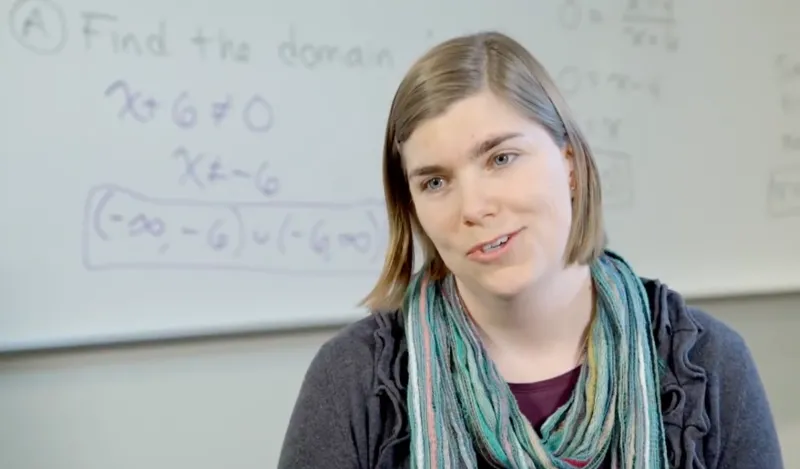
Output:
[404, 251, 668, 468]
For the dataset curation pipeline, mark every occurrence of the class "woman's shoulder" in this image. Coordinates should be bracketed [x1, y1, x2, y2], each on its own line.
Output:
[314, 309, 405, 368]
[301, 309, 408, 399]
[278, 310, 409, 468]
[643, 276, 752, 369]
[643, 277, 783, 467]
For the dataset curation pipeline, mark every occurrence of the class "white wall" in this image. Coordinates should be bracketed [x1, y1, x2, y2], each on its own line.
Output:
[1, 294, 798, 469]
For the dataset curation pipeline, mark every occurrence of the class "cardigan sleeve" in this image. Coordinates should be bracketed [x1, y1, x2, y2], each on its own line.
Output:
[688, 307, 784, 469]
[714, 331, 783, 468]
[276, 320, 378, 469]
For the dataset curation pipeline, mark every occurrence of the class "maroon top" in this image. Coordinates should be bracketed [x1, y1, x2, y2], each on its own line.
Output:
[505, 366, 610, 468]
[508, 366, 583, 431]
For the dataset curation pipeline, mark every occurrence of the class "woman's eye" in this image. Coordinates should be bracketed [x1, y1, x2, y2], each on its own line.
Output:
[493, 153, 516, 166]
[424, 177, 444, 191]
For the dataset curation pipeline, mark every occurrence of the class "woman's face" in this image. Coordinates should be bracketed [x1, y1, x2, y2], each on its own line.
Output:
[402, 90, 575, 299]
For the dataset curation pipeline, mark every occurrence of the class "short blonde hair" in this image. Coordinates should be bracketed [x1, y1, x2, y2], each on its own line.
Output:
[361, 31, 607, 312]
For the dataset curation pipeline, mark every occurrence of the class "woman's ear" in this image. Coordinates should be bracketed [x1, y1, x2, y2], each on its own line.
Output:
[563, 143, 576, 194]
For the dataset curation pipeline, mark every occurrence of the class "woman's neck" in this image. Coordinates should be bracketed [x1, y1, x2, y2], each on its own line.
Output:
[455, 264, 595, 377]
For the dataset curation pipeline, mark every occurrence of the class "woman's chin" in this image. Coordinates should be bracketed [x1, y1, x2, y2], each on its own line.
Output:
[472, 265, 537, 299]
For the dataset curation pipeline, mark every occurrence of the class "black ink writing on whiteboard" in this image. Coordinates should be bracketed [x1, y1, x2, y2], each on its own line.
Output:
[81, 11, 169, 57]
[620, 0, 679, 52]
[190, 27, 250, 63]
[767, 166, 800, 218]
[104, 80, 159, 123]
[82, 184, 388, 274]
[775, 54, 800, 83]
[594, 148, 635, 209]
[277, 25, 393, 70]
[557, 0, 604, 30]
[8, 0, 68, 55]
[171, 146, 281, 197]
[103, 80, 275, 133]
[556, 66, 661, 99]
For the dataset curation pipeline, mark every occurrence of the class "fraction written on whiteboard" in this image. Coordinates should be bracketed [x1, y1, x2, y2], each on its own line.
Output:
[621, 0, 679, 52]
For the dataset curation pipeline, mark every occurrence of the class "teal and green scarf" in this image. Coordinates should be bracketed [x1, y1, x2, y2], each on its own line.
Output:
[404, 251, 668, 468]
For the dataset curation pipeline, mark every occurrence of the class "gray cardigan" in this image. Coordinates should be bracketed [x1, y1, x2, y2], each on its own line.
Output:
[277, 278, 784, 468]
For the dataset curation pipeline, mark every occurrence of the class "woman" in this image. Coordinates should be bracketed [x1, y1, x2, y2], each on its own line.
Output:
[278, 31, 783, 468]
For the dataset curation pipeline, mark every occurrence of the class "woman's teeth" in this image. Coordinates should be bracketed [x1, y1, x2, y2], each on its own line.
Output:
[481, 235, 509, 252]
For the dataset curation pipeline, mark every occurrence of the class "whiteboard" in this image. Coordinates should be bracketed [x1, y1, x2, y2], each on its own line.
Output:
[2, 0, 799, 351]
